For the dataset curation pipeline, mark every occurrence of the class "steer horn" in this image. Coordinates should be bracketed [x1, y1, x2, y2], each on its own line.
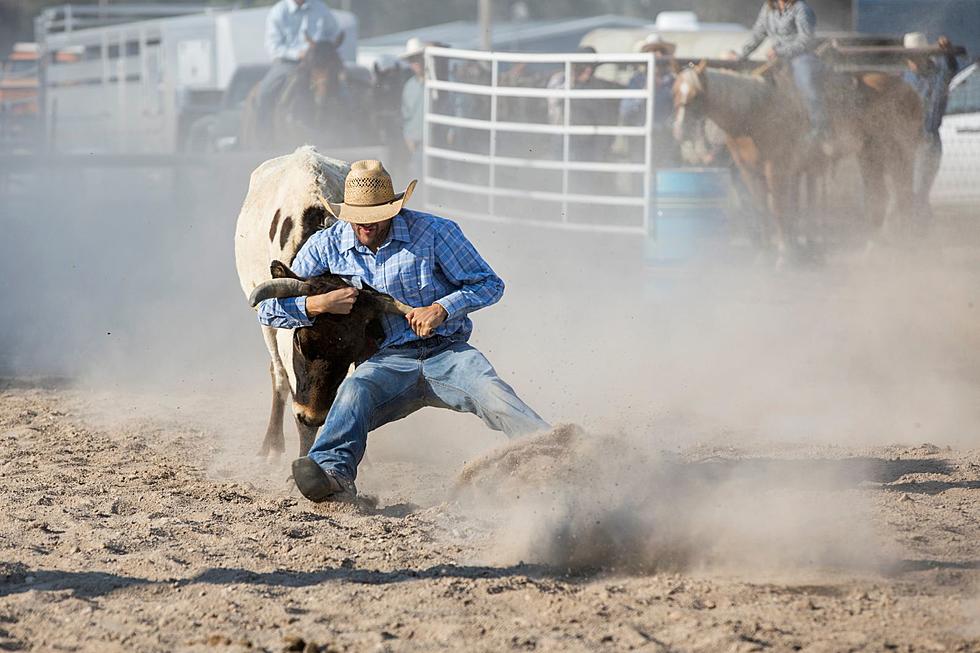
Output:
[248, 278, 313, 307]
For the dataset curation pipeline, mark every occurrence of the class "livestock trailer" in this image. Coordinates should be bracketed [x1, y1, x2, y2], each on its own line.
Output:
[34, 3, 358, 154]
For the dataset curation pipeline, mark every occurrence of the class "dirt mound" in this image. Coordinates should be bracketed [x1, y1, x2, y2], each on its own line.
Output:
[454, 424, 887, 574]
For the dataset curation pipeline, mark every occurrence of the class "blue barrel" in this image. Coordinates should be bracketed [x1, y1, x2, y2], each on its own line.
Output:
[645, 167, 731, 264]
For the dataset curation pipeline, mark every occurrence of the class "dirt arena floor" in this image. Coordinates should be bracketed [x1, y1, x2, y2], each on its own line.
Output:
[2, 380, 980, 652]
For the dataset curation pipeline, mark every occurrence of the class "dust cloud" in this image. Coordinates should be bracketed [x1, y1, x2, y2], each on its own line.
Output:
[1, 142, 978, 577]
[455, 425, 883, 575]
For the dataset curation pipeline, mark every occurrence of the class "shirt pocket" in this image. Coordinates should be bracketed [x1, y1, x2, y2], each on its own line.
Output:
[398, 251, 435, 308]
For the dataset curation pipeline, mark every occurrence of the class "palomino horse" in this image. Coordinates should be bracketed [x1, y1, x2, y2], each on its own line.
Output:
[240, 33, 350, 150]
[672, 62, 923, 263]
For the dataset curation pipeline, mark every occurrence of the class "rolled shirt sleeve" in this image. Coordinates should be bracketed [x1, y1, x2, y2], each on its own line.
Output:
[740, 4, 769, 60]
[258, 296, 313, 329]
[256, 232, 330, 329]
[432, 221, 504, 320]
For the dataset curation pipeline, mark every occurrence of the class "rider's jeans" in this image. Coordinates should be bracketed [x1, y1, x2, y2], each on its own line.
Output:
[913, 131, 942, 222]
[255, 60, 299, 125]
[307, 336, 550, 481]
[791, 53, 829, 133]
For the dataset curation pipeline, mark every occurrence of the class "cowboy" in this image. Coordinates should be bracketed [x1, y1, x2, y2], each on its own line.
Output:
[257, 160, 550, 502]
[254, 0, 341, 144]
[902, 32, 961, 225]
[739, 0, 828, 147]
[620, 34, 679, 166]
[400, 38, 427, 179]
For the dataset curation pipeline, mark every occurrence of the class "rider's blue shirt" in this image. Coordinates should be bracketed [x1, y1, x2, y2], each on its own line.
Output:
[903, 55, 960, 135]
[265, 0, 340, 62]
[257, 209, 505, 349]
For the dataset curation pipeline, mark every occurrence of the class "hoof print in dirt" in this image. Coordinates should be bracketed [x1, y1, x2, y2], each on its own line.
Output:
[282, 635, 323, 652]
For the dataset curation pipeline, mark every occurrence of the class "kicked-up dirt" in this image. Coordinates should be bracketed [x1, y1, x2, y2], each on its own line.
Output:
[2, 380, 980, 652]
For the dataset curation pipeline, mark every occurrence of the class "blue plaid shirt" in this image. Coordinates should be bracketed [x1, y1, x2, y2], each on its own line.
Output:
[257, 209, 504, 348]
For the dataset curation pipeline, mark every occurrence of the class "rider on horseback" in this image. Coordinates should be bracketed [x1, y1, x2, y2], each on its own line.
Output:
[739, 0, 829, 149]
[255, 0, 341, 146]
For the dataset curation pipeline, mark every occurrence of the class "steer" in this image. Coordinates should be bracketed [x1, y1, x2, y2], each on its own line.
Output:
[235, 145, 408, 458]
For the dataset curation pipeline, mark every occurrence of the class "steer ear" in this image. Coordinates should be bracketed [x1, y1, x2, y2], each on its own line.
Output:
[270, 260, 302, 280]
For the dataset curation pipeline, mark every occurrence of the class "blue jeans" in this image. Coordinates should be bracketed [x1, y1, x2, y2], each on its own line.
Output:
[791, 53, 828, 132]
[307, 336, 550, 481]
[913, 131, 942, 222]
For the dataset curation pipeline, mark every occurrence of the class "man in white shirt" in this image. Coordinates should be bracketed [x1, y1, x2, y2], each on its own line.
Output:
[255, 0, 341, 144]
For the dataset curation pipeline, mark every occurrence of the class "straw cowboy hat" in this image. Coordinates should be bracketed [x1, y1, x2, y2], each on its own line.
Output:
[322, 160, 417, 224]
[903, 32, 929, 49]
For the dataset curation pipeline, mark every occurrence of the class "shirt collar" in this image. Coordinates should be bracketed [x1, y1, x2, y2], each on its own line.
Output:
[339, 211, 411, 252]
[285, 0, 307, 14]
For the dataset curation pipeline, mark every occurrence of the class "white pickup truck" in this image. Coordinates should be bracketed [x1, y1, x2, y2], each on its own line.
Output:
[932, 61, 980, 206]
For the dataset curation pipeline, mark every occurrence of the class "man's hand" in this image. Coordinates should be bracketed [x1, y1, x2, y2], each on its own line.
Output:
[938, 36, 952, 51]
[406, 304, 448, 338]
[766, 48, 777, 61]
[305, 288, 359, 316]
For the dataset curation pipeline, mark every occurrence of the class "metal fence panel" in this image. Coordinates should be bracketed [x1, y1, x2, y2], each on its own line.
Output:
[421, 46, 657, 235]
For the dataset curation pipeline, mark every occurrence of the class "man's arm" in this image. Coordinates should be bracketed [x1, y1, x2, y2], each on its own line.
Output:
[739, 4, 769, 60]
[404, 219, 503, 338]
[257, 233, 335, 329]
[432, 220, 505, 319]
[774, 3, 816, 59]
[264, 4, 295, 61]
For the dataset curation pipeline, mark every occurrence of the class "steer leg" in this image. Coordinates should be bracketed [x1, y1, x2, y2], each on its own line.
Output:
[260, 361, 288, 458]
[259, 325, 290, 460]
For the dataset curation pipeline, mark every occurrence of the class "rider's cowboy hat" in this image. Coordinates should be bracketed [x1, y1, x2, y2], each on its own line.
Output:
[400, 37, 426, 60]
[903, 32, 929, 49]
[637, 33, 677, 56]
[322, 160, 417, 224]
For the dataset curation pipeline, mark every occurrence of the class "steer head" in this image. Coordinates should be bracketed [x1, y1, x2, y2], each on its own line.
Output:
[250, 260, 413, 318]
[249, 260, 413, 429]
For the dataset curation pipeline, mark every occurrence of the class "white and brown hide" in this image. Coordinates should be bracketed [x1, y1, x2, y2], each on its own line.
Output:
[234, 145, 349, 458]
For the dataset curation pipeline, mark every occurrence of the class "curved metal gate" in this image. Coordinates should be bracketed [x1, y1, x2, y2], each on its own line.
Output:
[421, 46, 657, 235]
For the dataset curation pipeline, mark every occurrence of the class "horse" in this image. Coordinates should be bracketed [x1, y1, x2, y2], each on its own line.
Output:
[672, 61, 924, 264]
[240, 33, 350, 151]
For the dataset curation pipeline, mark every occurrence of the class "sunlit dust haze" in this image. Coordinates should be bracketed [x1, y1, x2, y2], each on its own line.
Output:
[2, 137, 978, 577]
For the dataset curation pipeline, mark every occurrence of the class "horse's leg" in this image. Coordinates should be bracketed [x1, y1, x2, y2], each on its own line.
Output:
[858, 145, 888, 254]
[890, 142, 917, 242]
[764, 161, 790, 267]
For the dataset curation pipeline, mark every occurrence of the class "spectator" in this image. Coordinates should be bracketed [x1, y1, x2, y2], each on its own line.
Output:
[401, 38, 427, 180]
[621, 34, 678, 167]
[903, 32, 961, 226]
